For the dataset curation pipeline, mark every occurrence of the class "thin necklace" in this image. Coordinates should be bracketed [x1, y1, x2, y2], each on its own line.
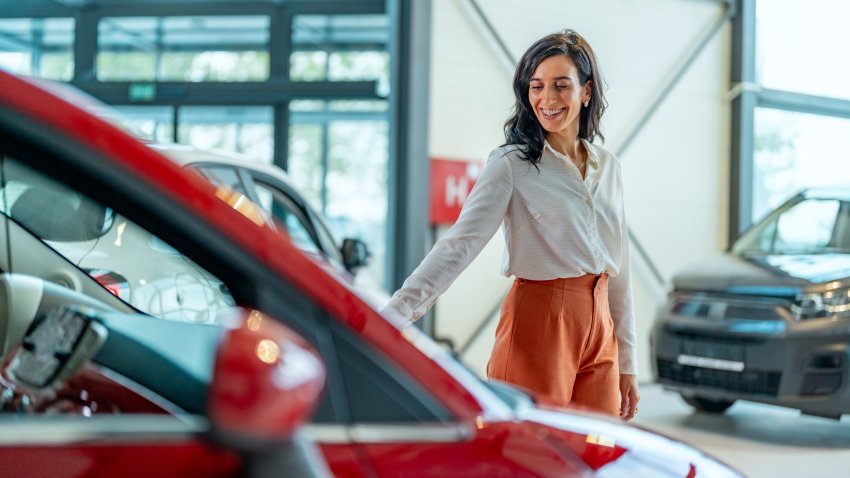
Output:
[549, 140, 586, 170]
[575, 150, 586, 170]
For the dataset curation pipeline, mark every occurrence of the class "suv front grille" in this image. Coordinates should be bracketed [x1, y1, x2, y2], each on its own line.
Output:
[670, 294, 792, 321]
[657, 359, 781, 396]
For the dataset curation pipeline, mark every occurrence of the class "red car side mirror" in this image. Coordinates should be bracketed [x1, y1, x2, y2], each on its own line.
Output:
[208, 308, 325, 445]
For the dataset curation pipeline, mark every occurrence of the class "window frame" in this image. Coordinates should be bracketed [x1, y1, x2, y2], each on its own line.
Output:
[731, 0, 850, 243]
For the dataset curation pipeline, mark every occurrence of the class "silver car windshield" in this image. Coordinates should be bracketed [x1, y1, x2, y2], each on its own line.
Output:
[732, 197, 850, 255]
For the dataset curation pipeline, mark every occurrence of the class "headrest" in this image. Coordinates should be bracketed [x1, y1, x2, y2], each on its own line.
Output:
[10, 187, 93, 241]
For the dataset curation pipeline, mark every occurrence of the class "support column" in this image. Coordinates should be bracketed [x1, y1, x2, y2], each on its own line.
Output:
[386, 0, 432, 331]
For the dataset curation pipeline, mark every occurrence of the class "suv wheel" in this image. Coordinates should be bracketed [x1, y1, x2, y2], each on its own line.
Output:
[681, 395, 735, 413]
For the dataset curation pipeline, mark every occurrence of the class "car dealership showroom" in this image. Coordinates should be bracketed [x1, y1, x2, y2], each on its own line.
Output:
[0, 0, 848, 476]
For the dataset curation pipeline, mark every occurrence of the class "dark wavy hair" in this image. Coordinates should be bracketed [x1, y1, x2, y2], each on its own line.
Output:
[503, 29, 607, 166]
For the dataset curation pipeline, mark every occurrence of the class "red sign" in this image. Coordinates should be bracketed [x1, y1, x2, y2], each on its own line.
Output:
[429, 158, 483, 225]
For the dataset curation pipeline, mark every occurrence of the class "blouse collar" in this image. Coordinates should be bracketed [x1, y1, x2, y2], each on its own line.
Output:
[543, 138, 599, 167]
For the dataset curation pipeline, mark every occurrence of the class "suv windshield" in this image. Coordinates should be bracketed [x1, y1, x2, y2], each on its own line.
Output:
[732, 196, 850, 255]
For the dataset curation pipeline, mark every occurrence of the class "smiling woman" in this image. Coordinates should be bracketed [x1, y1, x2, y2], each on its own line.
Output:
[384, 29, 640, 421]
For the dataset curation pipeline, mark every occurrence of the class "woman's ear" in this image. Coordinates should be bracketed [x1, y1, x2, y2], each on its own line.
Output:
[583, 80, 593, 105]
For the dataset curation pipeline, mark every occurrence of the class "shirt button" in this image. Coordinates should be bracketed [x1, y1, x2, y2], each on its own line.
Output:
[532, 212, 540, 219]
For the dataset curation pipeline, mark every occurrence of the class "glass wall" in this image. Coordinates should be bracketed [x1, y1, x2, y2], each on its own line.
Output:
[0, 18, 73, 80]
[0, 3, 392, 290]
[289, 100, 389, 286]
[178, 106, 273, 163]
[749, 0, 850, 223]
[97, 16, 269, 82]
[287, 13, 391, 285]
[112, 105, 174, 143]
[291, 14, 390, 95]
[753, 109, 850, 220]
[756, 0, 850, 101]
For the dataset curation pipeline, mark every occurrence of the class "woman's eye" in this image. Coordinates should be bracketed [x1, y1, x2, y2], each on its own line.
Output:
[530, 86, 543, 91]
[556, 84, 569, 89]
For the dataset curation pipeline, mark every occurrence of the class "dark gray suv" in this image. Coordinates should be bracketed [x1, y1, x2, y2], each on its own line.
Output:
[652, 187, 850, 419]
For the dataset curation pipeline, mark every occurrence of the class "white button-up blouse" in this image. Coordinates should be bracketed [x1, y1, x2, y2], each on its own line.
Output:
[386, 139, 637, 374]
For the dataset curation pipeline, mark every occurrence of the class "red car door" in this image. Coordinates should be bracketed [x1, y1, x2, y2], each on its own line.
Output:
[0, 432, 239, 478]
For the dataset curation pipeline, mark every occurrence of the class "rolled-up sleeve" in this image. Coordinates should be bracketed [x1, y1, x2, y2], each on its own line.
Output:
[385, 151, 514, 321]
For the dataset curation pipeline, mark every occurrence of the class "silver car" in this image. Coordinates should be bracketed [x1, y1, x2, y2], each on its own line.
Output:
[652, 187, 850, 419]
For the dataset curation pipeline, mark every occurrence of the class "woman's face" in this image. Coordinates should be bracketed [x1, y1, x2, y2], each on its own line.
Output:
[528, 55, 590, 136]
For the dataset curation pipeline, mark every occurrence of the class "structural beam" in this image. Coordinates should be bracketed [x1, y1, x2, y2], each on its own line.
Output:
[729, 0, 756, 243]
[70, 79, 380, 105]
[759, 89, 850, 121]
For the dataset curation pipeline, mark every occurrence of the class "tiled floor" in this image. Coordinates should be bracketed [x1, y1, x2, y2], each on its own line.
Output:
[633, 383, 850, 478]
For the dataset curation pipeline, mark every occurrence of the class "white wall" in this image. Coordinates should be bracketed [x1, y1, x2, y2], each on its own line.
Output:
[428, 0, 731, 382]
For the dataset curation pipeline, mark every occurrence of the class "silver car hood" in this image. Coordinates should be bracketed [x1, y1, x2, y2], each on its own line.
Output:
[672, 253, 850, 293]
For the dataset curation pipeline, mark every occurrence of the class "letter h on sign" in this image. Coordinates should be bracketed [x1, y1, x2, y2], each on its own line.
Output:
[429, 158, 482, 225]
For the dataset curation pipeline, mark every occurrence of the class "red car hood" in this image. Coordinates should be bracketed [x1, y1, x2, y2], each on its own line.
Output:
[517, 407, 742, 477]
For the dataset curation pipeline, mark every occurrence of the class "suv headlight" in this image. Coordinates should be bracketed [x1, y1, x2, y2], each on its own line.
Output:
[795, 288, 850, 319]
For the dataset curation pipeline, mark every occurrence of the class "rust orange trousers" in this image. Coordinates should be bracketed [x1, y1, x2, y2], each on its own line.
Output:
[486, 273, 619, 415]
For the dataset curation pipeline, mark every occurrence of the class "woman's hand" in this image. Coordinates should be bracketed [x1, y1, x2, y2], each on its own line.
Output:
[619, 374, 640, 421]
[379, 302, 415, 327]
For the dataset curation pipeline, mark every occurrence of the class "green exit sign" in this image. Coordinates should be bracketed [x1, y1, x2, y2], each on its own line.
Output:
[128, 82, 156, 102]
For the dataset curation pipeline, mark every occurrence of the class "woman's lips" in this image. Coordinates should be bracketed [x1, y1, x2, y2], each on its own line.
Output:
[540, 107, 565, 120]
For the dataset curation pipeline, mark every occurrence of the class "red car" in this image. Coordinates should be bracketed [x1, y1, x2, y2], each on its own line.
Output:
[0, 72, 742, 478]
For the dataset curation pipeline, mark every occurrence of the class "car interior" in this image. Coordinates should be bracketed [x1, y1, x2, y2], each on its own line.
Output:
[0, 160, 221, 417]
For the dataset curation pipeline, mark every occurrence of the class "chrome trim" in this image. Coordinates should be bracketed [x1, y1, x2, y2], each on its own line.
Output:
[0, 414, 206, 445]
[305, 423, 474, 444]
[677, 354, 745, 372]
[350, 423, 473, 443]
[91, 365, 189, 416]
[304, 424, 350, 443]
[707, 301, 729, 319]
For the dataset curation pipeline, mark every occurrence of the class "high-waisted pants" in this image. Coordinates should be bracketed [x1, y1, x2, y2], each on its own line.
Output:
[486, 273, 619, 415]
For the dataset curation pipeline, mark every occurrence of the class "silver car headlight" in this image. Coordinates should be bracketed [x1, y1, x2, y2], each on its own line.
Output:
[795, 288, 850, 319]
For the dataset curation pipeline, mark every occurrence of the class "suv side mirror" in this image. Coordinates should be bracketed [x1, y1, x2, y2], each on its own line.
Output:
[208, 309, 330, 477]
[341, 238, 370, 272]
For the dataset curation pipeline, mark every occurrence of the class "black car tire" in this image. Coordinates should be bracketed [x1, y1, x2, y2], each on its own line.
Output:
[681, 395, 736, 413]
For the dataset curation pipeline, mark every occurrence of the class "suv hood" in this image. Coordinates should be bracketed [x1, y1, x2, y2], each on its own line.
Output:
[672, 253, 850, 293]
